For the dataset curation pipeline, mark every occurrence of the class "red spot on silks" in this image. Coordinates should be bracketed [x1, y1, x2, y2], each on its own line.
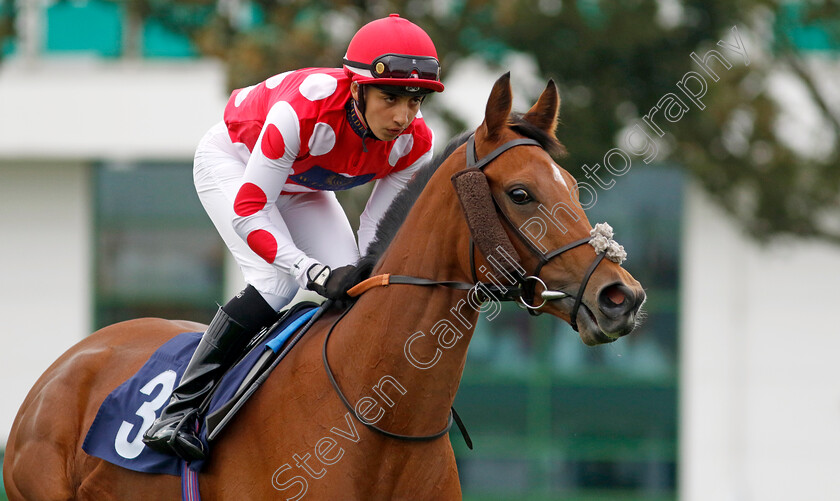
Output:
[261, 123, 286, 160]
[247, 229, 278, 264]
[234, 182, 267, 217]
[227, 122, 260, 150]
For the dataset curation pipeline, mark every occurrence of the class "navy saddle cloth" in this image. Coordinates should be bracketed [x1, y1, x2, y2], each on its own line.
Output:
[82, 303, 320, 475]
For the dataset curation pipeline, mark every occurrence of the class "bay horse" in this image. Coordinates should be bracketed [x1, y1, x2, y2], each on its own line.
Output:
[4, 73, 645, 500]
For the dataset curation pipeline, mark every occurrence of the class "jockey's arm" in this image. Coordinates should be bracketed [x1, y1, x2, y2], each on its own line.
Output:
[229, 102, 315, 282]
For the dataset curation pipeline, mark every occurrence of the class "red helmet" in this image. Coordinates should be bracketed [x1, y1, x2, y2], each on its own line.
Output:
[343, 14, 444, 94]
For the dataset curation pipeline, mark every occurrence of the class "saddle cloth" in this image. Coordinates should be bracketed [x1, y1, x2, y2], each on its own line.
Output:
[82, 303, 319, 475]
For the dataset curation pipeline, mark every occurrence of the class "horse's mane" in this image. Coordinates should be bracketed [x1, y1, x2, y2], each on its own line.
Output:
[352, 113, 565, 276]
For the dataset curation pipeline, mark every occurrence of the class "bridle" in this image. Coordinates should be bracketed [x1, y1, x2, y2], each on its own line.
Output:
[323, 132, 614, 446]
[347, 132, 609, 330]
[459, 133, 606, 330]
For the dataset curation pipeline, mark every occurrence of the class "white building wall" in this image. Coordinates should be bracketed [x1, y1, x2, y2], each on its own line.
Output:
[680, 182, 840, 501]
[0, 58, 228, 160]
[0, 58, 228, 446]
[0, 161, 91, 447]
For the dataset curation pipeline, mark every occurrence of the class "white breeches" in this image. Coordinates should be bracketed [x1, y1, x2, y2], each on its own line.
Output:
[193, 123, 360, 310]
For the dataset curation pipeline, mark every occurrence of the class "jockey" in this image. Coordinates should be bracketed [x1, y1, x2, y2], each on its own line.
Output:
[143, 13, 444, 461]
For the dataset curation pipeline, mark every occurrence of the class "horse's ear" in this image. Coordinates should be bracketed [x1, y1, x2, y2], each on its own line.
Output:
[523, 79, 560, 136]
[482, 72, 513, 140]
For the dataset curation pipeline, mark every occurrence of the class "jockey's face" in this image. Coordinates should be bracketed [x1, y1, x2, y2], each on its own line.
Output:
[351, 83, 424, 141]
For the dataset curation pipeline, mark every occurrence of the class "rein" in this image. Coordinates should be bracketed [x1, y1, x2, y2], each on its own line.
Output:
[322, 305, 472, 448]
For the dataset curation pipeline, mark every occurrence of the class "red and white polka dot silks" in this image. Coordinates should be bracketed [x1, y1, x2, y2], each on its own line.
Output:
[223, 67, 434, 265]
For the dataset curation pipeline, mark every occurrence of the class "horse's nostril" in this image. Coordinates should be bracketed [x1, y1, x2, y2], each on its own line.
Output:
[598, 284, 634, 318]
[605, 286, 626, 306]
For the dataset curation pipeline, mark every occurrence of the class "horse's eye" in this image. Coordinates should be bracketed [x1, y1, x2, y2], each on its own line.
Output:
[508, 188, 533, 205]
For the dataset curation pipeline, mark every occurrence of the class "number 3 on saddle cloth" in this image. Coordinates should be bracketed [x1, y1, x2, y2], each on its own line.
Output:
[82, 302, 321, 476]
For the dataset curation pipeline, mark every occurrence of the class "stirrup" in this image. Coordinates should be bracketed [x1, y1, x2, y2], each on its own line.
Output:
[165, 409, 199, 446]
[144, 409, 206, 461]
[167, 409, 206, 460]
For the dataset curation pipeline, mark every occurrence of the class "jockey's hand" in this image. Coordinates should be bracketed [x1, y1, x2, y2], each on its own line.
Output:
[305, 264, 357, 300]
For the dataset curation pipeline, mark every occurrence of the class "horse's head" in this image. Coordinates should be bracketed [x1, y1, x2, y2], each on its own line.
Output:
[458, 73, 645, 345]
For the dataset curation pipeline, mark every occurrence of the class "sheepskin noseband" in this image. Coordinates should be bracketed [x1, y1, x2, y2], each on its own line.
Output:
[451, 168, 523, 278]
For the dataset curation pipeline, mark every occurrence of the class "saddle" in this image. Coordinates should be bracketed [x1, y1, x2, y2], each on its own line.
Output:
[203, 300, 323, 440]
[83, 300, 325, 475]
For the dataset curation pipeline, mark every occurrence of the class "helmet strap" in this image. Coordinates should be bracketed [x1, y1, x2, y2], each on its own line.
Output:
[353, 84, 381, 151]
[354, 83, 367, 122]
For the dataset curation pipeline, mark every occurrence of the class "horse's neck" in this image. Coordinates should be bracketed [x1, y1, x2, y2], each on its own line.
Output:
[332, 170, 480, 434]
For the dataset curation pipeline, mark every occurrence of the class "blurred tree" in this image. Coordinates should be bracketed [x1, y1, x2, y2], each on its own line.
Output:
[8, 0, 840, 242]
[0, 0, 14, 49]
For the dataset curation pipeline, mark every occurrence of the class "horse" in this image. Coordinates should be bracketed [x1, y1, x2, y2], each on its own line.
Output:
[3, 73, 645, 500]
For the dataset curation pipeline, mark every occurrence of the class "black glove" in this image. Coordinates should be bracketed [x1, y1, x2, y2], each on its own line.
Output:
[305, 264, 358, 300]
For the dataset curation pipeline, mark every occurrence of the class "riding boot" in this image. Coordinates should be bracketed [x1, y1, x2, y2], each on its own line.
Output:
[142, 307, 253, 460]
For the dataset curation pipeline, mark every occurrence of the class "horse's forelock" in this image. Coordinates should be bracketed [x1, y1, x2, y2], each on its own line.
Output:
[509, 112, 567, 158]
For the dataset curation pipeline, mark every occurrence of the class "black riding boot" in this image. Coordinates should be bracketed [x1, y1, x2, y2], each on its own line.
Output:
[142, 286, 278, 461]
[142, 307, 251, 460]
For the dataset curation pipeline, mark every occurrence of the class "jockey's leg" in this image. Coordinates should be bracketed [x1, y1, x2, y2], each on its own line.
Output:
[142, 284, 278, 460]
